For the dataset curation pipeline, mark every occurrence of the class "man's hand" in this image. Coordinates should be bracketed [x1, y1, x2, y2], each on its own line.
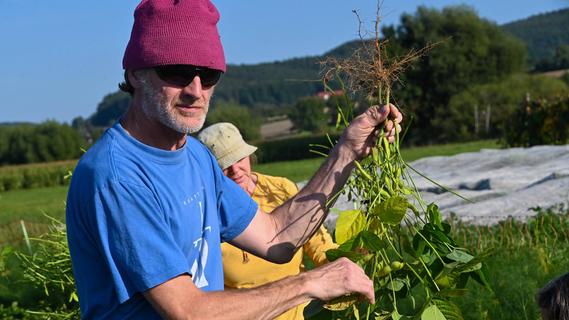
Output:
[303, 257, 375, 304]
[338, 104, 403, 160]
[143, 258, 374, 320]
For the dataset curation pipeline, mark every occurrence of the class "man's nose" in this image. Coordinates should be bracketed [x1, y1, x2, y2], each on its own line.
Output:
[182, 75, 203, 97]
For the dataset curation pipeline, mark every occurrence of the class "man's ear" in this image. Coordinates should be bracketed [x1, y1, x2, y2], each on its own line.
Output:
[127, 69, 144, 89]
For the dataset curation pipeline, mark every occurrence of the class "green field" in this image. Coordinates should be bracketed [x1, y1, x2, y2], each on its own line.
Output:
[256, 139, 499, 182]
[0, 140, 499, 223]
[0, 186, 68, 246]
[0, 186, 68, 224]
[0, 139, 567, 319]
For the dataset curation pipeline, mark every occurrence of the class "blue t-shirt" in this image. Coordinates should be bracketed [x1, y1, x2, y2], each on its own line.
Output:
[66, 122, 257, 319]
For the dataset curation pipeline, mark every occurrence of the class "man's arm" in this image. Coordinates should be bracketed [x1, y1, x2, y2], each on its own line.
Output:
[143, 105, 399, 319]
[231, 104, 402, 263]
[144, 257, 373, 320]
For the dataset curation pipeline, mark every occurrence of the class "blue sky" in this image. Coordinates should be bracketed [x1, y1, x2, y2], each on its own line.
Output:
[0, 0, 567, 124]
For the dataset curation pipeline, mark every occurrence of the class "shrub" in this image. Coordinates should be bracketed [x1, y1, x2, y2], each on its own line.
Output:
[256, 134, 340, 163]
[0, 161, 75, 192]
[205, 103, 262, 141]
[288, 97, 329, 133]
[0, 218, 79, 319]
[503, 95, 569, 147]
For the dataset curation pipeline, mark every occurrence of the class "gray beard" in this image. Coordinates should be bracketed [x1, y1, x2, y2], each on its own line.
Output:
[138, 72, 207, 134]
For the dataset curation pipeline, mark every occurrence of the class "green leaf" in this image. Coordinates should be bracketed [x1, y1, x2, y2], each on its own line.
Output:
[437, 289, 468, 297]
[337, 238, 357, 251]
[335, 209, 366, 244]
[427, 203, 443, 228]
[421, 304, 446, 320]
[391, 310, 402, 320]
[433, 299, 463, 320]
[389, 309, 418, 320]
[457, 262, 482, 273]
[359, 231, 384, 252]
[353, 303, 360, 320]
[446, 250, 474, 263]
[325, 248, 365, 262]
[387, 278, 406, 291]
[374, 196, 410, 225]
[420, 225, 455, 249]
[471, 267, 493, 292]
[412, 233, 428, 256]
[455, 247, 492, 274]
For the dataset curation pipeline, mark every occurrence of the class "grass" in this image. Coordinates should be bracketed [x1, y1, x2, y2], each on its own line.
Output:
[400, 139, 500, 162]
[0, 141, 564, 319]
[0, 186, 68, 246]
[256, 158, 325, 183]
[448, 206, 569, 320]
[256, 139, 499, 182]
[0, 160, 77, 172]
[0, 186, 68, 224]
[0, 139, 499, 244]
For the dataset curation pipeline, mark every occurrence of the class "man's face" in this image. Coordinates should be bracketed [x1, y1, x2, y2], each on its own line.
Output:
[136, 68, 215, 134]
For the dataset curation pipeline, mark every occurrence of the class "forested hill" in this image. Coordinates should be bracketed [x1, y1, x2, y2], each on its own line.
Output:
[502, 8, 569, 66]
[214, 7, 569, 109]
[214, 40, 361, 108]
[86, 7, 567, 127]
[86, 40, 362, 127]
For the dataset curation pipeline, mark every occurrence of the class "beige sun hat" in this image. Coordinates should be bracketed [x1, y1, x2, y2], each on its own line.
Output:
[198, 122, 258, 170]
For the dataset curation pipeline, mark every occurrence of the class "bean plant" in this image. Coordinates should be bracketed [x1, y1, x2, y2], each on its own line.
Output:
[316, 7, 491, 320]
[14, 217, 79, 319]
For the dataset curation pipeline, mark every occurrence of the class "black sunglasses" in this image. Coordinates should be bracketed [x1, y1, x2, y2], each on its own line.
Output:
[154, 64, 223, 88]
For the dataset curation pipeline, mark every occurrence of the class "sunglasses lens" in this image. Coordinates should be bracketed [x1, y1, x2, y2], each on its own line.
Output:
[155, 65, 222, 88]
[199, 69, 222, 87]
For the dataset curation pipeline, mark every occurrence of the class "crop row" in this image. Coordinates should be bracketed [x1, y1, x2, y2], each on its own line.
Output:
[0, 160, 76, 192]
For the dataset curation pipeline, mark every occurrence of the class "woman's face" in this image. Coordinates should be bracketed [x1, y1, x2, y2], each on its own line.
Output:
[223, 156, 252, 191]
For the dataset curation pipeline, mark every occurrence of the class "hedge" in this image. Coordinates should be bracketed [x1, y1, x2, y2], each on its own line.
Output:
[504, 95, 569, 147]
[0, 160, 77, 192]
[0, 133, 344, 191]
[255, 134, 341, 163]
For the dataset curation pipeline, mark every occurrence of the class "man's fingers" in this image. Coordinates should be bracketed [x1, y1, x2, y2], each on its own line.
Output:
[340, 258, 375, 304]
[369, 104, 401, 130]
[367, 104, 393, 125]
[387, 124, 401, 137]
[353, 277, 375, 304]
[389, 104, 403, 123]
[384, 120, 394, 132]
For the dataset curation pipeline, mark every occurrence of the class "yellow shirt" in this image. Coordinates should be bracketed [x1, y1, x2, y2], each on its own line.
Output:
[222, 172, 337, 320]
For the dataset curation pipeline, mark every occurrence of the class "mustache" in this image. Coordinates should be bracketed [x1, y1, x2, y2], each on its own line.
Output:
[175, 97, 209, 108]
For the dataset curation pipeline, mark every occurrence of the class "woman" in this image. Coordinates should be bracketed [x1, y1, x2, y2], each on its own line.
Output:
[198, 122, 337, 320]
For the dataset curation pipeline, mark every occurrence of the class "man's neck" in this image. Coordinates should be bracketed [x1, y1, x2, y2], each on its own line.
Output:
[121, 104, 187, 151]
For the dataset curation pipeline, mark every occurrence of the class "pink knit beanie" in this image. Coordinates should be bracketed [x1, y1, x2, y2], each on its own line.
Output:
[122, 0, 226, 72]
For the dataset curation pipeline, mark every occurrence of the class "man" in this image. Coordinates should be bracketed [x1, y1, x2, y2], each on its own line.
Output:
[66, 0, 403, 319]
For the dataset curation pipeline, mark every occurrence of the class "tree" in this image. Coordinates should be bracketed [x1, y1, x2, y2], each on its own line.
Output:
[381, 5, 527, 144]
[535, 44, 569, 71]
[502, 8, 569, 67]
[89, 91, 131, 127]
[504, 95, 569, 147]
[437, 74, 569, 141]
[289, 97, 328, 133]
[0, 122, 84, 165]
[205, 103, 262, 141]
